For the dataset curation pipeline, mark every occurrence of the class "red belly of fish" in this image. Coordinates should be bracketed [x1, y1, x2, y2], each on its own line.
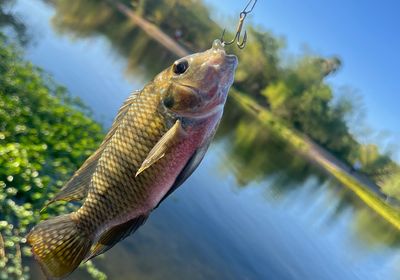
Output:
[145, 115, 220, 210]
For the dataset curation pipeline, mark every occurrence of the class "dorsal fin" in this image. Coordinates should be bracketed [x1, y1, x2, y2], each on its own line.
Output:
[100, 90, 140, 145]
[85, 214, 148, 261]
[44, 150, 101, 207]
[44, 91, 140, 208]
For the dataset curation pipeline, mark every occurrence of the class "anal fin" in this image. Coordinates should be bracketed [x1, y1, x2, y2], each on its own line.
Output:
[86, 214, 148, 260]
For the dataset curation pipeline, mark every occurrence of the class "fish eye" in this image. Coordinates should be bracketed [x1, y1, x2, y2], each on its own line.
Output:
[173, 59, 189, 75]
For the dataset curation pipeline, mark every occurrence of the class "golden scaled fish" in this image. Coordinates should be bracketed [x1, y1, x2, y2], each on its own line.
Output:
[27, 39, 238, 278]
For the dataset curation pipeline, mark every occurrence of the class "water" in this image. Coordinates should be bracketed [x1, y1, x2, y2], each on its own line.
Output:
[4, 0, 400, 279]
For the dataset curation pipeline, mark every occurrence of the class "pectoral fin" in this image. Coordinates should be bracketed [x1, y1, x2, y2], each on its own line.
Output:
[136, 120, 186, 176]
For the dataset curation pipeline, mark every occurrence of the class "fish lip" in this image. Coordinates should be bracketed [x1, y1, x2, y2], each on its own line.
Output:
[220, 55, 238, 75]
[225, 54, 238, 66]
[212, 51, 238, 67]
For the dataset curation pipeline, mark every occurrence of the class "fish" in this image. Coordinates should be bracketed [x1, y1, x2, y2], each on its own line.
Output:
[27, 39, 237, 279]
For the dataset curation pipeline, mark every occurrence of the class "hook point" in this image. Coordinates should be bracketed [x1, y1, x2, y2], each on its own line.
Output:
[238, 30, 247, 49]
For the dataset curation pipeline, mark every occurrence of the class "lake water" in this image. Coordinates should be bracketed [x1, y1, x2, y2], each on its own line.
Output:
[4, 0, 400, 279]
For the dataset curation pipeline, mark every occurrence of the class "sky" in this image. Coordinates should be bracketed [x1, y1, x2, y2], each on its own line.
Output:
[204, 0, 400, 158]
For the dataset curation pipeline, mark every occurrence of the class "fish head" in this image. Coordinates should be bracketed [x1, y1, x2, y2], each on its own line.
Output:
[156, 39, 238, 118]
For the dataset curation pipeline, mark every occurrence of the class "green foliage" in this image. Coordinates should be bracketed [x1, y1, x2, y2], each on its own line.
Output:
[137, 0, 221, 51]
[262, 56, 360, 164]
[381, 170, 400, 201]
[0, 35, 105, 279]
[233, 26, 282, 98]
[357, 144, 393, 175]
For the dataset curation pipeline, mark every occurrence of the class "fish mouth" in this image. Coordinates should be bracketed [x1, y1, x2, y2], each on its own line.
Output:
[224, 54, 238, 66]
[219, 54, 237, 83]
[211, 39, 238, 66]
[218, 54, 238, 76]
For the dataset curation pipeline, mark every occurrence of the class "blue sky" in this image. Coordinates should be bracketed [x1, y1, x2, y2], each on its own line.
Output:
[205, 0, 400, 158]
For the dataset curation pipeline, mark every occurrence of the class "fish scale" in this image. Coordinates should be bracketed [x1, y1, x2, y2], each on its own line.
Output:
[78, 88, 170, 234]
[27, 39, 238, 278]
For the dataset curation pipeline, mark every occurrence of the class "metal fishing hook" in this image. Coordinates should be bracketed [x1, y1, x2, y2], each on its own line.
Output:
[221, 0, 258, 49]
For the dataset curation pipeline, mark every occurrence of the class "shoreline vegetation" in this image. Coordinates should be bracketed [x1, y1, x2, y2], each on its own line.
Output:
[0, 35, 106, 279]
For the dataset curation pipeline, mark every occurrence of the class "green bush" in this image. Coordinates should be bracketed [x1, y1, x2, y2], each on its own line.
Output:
[0, 33, 105, 279]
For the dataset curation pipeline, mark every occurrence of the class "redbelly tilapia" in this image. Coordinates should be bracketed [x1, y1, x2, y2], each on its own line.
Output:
[27, 39, 237, 278]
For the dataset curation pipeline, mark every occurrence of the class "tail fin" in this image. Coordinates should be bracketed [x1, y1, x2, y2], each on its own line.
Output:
[27, 214, 92, 279]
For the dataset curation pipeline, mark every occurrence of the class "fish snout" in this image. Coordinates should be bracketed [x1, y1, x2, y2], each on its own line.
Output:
[209, 51, 238, 74]
[211, 39, 238, 66]
[224, 54, 238, 68]
[212, 39, 225, 51]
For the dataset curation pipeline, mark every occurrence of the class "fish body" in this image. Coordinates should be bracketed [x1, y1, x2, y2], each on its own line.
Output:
[27, 39, 237, 278]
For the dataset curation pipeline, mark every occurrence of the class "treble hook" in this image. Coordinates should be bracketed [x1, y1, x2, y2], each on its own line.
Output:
[221, 0, 258, 49]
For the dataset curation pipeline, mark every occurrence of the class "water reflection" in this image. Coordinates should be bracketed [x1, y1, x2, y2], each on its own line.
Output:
[2, 0, 400, 279]
[48, 0, 180, 80]
[220, 98, 400, 251]
[219, 100, 322, 188]
[354, 208, 400, 249]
